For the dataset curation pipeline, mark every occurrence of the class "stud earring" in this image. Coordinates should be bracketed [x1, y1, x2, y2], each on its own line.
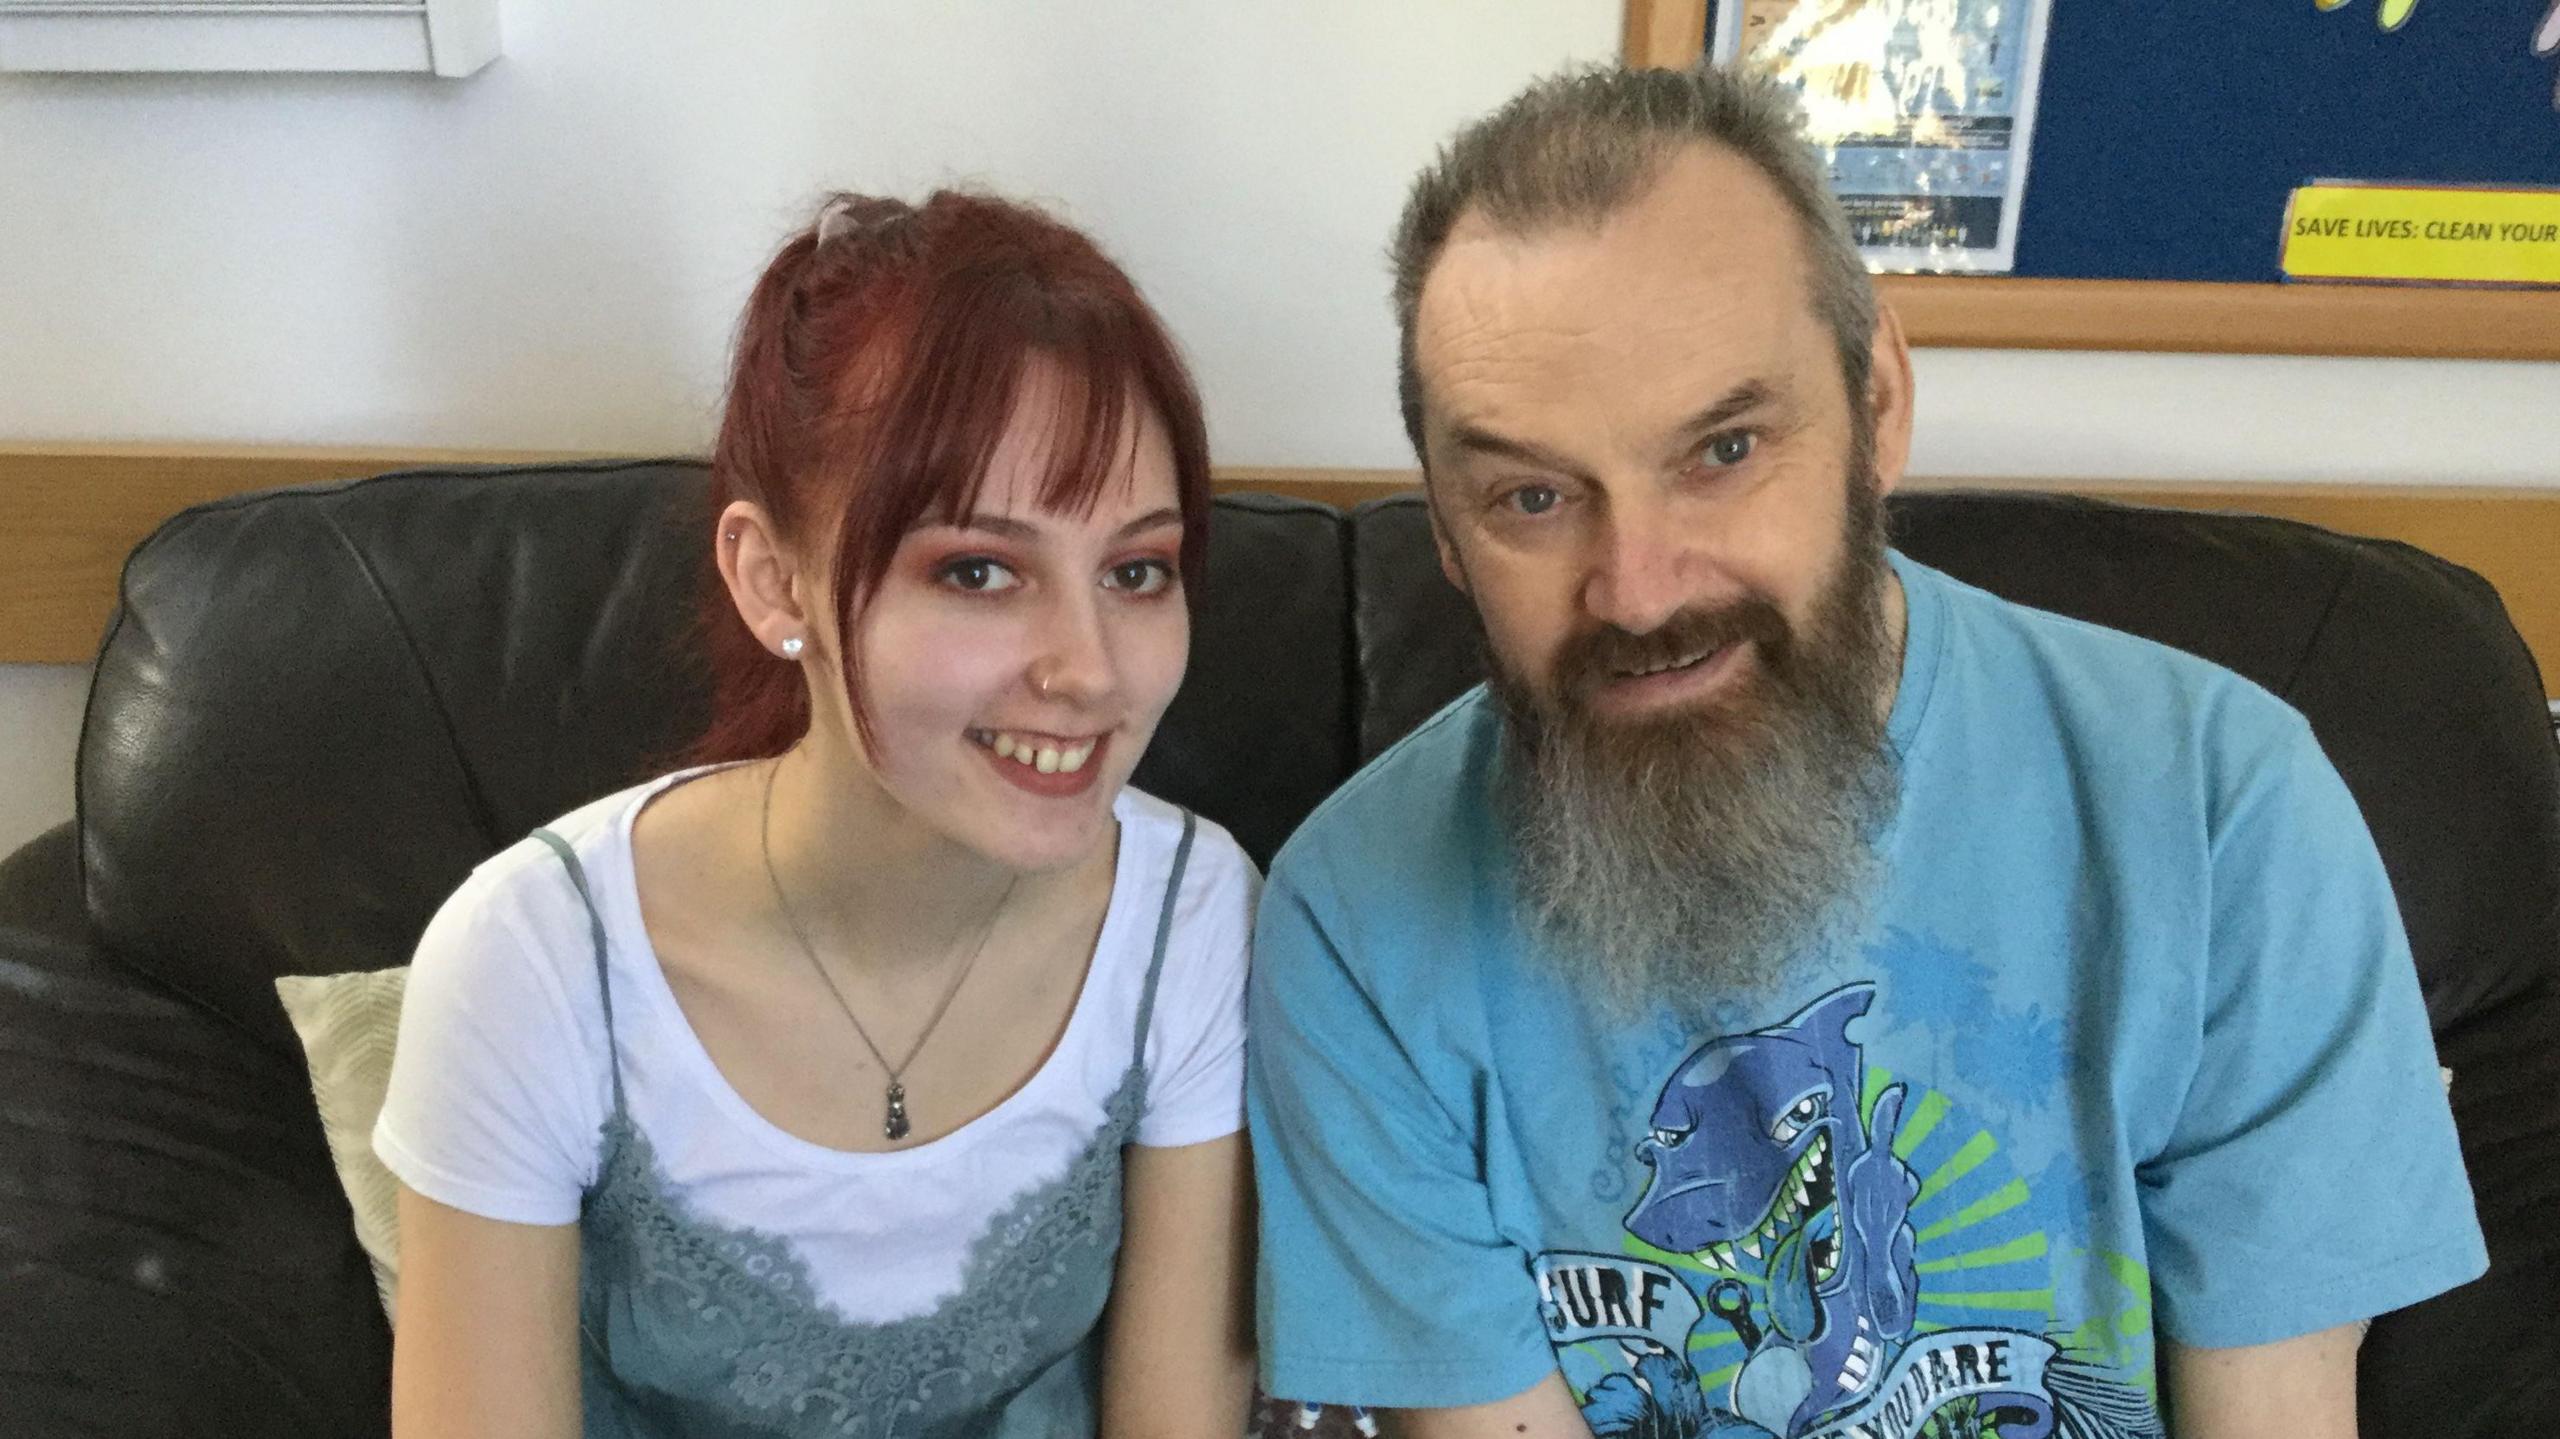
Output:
[781, 636, 805, 659]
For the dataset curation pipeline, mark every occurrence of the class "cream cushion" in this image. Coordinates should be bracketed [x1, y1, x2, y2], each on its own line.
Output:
[273, 966, 409, 1319]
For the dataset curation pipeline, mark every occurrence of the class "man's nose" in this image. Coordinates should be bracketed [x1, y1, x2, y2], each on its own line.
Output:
[1583, 506, 1694, 637]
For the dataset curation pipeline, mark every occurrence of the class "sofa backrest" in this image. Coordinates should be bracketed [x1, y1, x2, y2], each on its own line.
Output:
[1348, 488, 2560, 1032]
[81, 465, 2560, 1031]
[75, 461, 1353, 1048]
[64, 459, 2560, 1429]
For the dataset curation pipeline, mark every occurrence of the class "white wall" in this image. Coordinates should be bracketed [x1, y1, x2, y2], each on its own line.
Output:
[0, 666, 84, 855]
[3, 0, 2556, 855]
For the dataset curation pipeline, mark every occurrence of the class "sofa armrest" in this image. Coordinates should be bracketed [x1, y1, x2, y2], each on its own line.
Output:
[0, 823, 391, 1437]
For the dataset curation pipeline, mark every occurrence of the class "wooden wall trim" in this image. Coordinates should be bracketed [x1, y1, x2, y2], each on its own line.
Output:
[4, 446, 2554, 695]
[1203, 466, 1417, 512]
[1880, 275, 2560, 360]
[0, 444, 606, 665]
[1622, 0, 1709, 69]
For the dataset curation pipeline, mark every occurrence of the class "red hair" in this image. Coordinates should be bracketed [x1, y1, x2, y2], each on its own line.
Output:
[692, 189, 1213, 765]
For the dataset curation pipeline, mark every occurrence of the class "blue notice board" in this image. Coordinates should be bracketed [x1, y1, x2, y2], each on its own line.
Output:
[1712, 0, 2560, 283]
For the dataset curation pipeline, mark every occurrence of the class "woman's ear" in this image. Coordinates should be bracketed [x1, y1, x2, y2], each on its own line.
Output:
[715, 501, 809, 658]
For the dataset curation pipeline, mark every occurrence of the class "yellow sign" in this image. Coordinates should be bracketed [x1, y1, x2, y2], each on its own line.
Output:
[2283, 183, 2560, 286]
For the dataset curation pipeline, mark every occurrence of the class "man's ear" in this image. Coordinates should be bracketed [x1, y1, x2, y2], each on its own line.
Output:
[1864, 301, 1918, 498]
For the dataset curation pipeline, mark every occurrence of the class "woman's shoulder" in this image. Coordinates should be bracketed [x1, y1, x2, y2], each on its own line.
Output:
[418, 770, 692, 974]
[1112, 787, 1258, 895]
[1109, 792, 1253, 1149]
[381, 779, 694, 1216]
[1109, 787, 1256, 989]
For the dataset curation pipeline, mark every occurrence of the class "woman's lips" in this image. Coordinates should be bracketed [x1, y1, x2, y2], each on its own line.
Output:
[969, 729, 1109, 798]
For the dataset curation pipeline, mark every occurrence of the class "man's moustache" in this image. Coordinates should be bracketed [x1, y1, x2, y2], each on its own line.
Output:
[1550, 598, 1791, 706]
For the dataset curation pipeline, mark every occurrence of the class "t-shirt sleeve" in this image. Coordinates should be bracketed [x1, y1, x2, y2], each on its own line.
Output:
[1247, 854, 1557, 1409]
[373, 859, 611, 1227]
[1135, 825, 1255, 1150]
[2139, 713, 2488, 1348]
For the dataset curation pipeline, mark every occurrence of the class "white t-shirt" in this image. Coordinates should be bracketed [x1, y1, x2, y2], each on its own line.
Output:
[374, 773, 1255, 1325]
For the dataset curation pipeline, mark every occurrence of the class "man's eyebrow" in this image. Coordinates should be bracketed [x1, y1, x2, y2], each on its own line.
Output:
[1443, 423, 1597, 487]
[1438, 383, 1781, 483]
[1673, 381, 1779, 444]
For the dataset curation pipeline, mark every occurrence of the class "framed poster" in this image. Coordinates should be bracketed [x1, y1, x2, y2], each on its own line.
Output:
[1711, 0, 2054, 273]
[1621, 0, 2560, 358]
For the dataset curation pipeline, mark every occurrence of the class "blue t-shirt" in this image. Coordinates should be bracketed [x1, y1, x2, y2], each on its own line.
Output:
[1249, 552, 2485, 1438]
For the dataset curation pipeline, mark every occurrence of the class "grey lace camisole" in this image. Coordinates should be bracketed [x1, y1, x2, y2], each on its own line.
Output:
[529, 810, 1198, 1438]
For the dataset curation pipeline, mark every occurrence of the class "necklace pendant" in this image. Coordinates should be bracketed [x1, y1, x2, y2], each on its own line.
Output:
[883, 1081, 910, 1142]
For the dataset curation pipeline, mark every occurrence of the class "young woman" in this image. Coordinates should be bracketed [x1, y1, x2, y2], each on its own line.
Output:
[376, 190, 1256, 1437]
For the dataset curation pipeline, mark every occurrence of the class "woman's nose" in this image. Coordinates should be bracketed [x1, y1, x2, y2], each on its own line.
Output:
[1025, 593, 1113, 703]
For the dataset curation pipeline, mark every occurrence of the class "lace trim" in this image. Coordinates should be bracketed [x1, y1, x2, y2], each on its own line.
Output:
[580, 1063, 1144, 1437]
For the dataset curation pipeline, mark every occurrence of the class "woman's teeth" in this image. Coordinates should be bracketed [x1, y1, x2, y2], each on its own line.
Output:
[984, 732, 1097, 774]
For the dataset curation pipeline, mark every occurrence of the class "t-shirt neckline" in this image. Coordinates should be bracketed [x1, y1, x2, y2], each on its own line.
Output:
[599, 767, 1145, 1173]
[1884, 547, 1948, 760]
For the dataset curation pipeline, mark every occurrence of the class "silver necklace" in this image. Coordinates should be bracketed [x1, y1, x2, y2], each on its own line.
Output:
[757, 755, 1017, 1141]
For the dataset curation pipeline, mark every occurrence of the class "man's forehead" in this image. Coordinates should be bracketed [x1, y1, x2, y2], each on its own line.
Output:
[1415, 145, 1818, 439]
[1436, 142, 1803, 287]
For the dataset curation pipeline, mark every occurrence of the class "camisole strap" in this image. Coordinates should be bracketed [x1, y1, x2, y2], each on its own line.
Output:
[530, 826, 628, 1115]
[1130, 809, 1197, 1072]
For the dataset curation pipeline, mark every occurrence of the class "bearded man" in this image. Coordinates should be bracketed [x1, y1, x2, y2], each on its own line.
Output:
[1246, 63, 2484, 1439]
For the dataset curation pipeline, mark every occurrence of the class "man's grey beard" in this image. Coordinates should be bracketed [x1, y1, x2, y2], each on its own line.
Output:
[1491, 471, 1901, 1021]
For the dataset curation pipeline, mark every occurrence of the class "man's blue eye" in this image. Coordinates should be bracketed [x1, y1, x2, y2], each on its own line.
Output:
[1508, 485, 1561, 516]
[1703, 432, 1756, 467]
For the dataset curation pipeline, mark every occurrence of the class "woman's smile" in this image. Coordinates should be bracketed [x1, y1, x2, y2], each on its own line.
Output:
[968, 728, 1112, 797]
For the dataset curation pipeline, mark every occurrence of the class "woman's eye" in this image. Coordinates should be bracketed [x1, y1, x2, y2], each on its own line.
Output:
[1701, 431, 1757, 467]
[1650, 1126, 1692, 1150]
[1106, 559, 1175, 596]
[939, 557, 1020, 593]
[1504, 484, 1562, 517]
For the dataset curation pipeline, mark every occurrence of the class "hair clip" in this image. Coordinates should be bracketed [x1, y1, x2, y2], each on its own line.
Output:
[814, 193, 907, 246]
[816, 196, 863, 246]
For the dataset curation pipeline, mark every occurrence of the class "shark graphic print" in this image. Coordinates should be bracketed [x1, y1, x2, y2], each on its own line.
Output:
[1532, 983, 2161, 1439]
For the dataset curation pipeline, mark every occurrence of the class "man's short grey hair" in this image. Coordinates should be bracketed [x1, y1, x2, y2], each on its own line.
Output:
[1391, 63, 1877, 460]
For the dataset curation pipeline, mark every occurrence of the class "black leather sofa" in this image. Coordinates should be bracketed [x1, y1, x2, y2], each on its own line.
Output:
[2, 459, 2554, 1437]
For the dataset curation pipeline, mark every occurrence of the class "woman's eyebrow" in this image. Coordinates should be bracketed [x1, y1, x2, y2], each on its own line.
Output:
[1110, 507, 1183, 541]
[947, 507, 1182, 543]
[950, 515, 1040, 541]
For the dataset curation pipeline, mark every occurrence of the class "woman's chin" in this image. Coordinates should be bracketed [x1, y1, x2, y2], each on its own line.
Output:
[959, 796, 1122, 876]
